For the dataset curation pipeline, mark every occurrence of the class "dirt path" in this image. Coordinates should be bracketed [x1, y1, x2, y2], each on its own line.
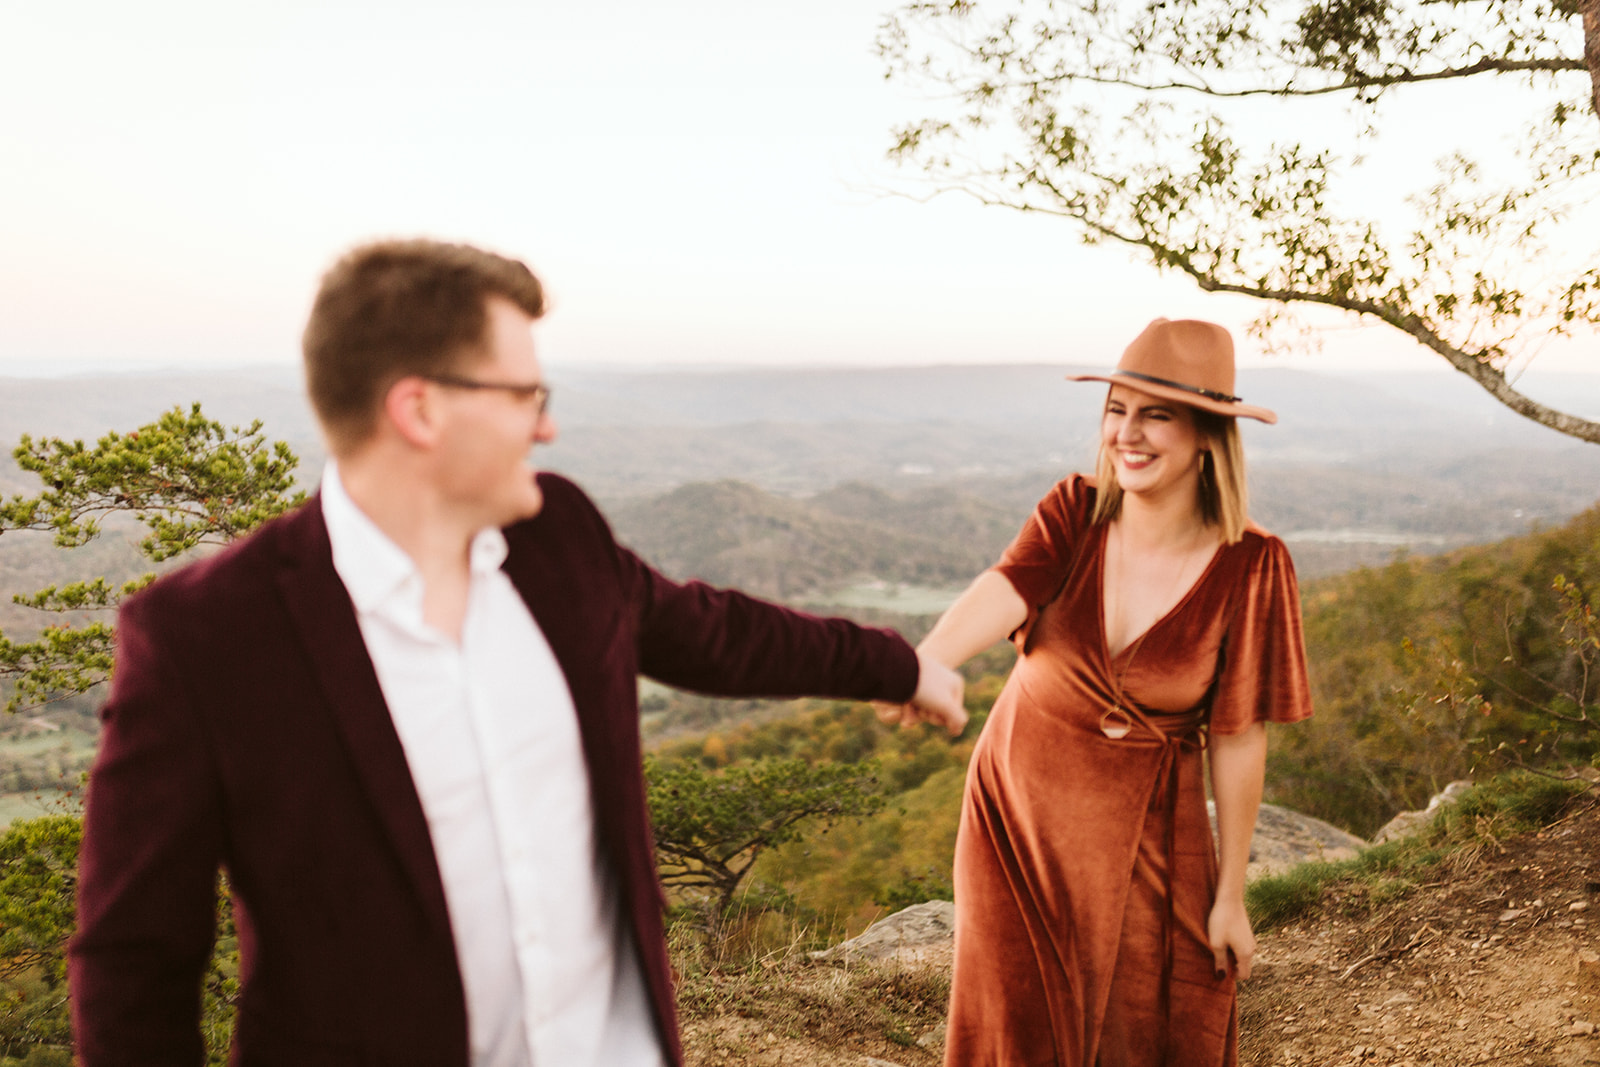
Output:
[1238, 797, 1600, 1066]
[678, 950, 951, 1066]
[681, 799, 1600, 1066]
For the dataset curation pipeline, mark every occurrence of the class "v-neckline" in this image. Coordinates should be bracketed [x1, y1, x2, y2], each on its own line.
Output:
[1098, 522, 1225, 663]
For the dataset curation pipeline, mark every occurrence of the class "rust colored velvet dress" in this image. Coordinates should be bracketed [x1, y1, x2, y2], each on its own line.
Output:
[945, 475, 1313, 1067]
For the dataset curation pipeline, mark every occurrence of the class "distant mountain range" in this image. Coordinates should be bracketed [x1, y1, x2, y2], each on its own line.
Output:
[608, 480, 1019, 602]
[3, 363, 1600, 600]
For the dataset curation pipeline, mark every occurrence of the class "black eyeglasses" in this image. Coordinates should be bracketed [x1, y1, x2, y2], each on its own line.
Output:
[422, 374, 552, 416]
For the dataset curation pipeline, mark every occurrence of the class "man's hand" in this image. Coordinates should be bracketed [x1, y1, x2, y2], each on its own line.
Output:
[874, 649, 967, 737]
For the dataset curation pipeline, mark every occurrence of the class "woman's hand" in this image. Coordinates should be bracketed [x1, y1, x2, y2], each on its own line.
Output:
[1209, 723, 1266, 980]
[874, 650, 967, 736]
[1207, 895, 1257, 980]
[873, 570, 1025, 736]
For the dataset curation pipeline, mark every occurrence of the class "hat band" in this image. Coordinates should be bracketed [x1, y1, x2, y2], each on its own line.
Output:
[1114, 369, 1241, 405]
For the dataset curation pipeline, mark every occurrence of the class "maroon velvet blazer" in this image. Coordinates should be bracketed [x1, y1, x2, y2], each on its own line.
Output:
[69, 473, 919, 1066]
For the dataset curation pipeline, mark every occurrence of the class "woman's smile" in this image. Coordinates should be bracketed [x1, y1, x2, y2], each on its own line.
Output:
[1103, 383, 1204, 496]
[1118, 449, 1156, 470]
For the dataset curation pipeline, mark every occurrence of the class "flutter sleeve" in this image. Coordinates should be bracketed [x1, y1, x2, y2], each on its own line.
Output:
[992, 474, 1098, 645]
[1208, 533, 1315, 735]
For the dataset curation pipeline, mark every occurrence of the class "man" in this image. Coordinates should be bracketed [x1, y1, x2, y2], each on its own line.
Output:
[69, 239, 966, 1066]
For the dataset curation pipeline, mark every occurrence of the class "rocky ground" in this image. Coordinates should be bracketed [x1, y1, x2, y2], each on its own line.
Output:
[1236, 794, 1600, 1067]
[678, 794, 1600, 1066]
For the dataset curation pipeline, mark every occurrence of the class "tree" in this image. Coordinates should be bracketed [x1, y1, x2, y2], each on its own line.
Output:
[0, 406, 301, 1064]
[0, 405, 303, 710]
[1270, 501, 1600, 834]
[0, 817, 78, 1058]
[645, 756, 887, 923]
[878, 0, 1600, 442]
[1439, 572, 1600, 777]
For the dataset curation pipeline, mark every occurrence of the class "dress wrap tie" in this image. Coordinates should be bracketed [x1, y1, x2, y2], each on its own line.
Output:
[1100, 701, 1210, 1062]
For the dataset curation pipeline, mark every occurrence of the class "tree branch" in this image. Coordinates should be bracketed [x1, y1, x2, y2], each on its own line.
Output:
[994, 195, 1600, 445]
[1013, 55, 1585, 101]
[1187, 277, 1600, 444]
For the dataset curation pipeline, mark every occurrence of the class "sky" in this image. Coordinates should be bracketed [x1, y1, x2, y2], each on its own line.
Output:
[1, 0, 1593, 382]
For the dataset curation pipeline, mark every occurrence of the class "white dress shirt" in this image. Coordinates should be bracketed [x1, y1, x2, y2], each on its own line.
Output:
[320, 464, 665, 1067]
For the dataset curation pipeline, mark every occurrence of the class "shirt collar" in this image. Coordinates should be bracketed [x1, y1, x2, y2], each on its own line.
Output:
[320, 462, 509, 616]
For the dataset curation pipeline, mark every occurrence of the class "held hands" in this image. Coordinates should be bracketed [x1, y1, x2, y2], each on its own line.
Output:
[1207, 895, 1257, 981]
[873, 649, 967, 737]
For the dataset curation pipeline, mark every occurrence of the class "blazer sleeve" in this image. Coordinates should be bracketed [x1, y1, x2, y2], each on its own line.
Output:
[518, 474, 920, 707]
[597, 529, 920, 704]
[628, 552, 919, 702]
[69, 590, 225, 1065]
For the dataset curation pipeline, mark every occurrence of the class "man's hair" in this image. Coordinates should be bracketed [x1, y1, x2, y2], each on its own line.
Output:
[1091, 406, 1249, 543]
[302, 239, 546, 452]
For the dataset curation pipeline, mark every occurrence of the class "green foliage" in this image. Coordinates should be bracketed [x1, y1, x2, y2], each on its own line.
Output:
[200, 890, 238, 1065]
[1, 404, 303, 558]
[0, 812, 236, 1064]
[0, 405, 303, 711]
[0, 817, 79, 982]
[1436, 769, 1589, 836]
[1272, 503, 1600, 834]
[648, 692, 987, 945]
[1244, 860, 1342, 933]
[0, 623, 117, 716]
[647, 755, 889, 922]
[1247, 770, 1590, 932]
[762, 763, 968, 934]
[0, 817, 78, 1059]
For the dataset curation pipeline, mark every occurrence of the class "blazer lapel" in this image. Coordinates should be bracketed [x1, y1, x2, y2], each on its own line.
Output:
[272, 498, 454, 941]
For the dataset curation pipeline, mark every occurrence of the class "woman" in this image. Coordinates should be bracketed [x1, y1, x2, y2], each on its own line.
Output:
[883, 318, 1313, 1065]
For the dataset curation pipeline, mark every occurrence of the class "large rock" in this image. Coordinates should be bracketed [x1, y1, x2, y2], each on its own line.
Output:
[1371, 780, 1474, 844]
[1208, 800, 1368, 880]
[810, 900, 954, 967]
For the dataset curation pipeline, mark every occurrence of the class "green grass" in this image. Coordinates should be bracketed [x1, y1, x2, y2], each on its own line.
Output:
[1246, 770, 1592, 933]
[1246, 859, 1344, 931]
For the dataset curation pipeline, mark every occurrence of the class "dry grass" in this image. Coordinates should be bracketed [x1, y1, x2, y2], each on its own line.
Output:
[673, 909, 951, 1066]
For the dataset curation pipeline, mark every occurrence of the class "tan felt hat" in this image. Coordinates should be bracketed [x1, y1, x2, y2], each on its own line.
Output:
[1069, 318, 1277, 424]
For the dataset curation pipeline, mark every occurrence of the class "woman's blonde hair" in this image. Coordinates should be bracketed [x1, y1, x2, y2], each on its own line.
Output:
[1091, 407, 1249, 543]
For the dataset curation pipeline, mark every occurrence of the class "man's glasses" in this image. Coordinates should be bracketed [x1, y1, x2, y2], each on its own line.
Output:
[423, 374, 552, 416]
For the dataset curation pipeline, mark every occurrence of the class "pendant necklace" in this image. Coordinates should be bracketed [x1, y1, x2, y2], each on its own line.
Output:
[1100, 521, 1203, 740]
